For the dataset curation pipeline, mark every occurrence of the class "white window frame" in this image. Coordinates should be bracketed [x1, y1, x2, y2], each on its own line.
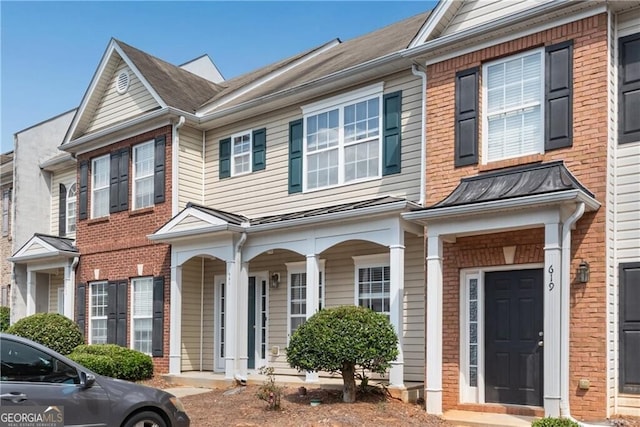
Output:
[353, 254, 390, 316]
[91, 155, 110, 218]
[66, 183, 77, 234]
[286, 260, 325, 339]
[230, 130, 252, 177]
[2, 188, 10, 236]
[57, 287, 65, 314]
[133, 141, 155, 210]
[482, 48, 545, 164]
[130, 277, 153, 355]
[301, 83, 384, 192]
[89, 281, 108, 344]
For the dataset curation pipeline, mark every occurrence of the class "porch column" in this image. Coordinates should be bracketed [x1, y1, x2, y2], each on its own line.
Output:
[425, 234, 443, 415]
[543, 222, 562, 417]
[305, 254, 320, 383]
[388, 243, 405, 388]
[224, 260, 237, 379]
[237, 261, 249, 378]
[63, 259, 76, 319]
[26, 268, 35, 316]
[169, 265, 183, 374]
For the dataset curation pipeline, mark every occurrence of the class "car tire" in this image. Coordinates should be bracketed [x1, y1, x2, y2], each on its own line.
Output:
[122, 410, 167, 427]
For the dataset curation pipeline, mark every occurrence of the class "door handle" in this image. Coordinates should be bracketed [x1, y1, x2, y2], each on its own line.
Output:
[1, 392, 28, 403]
[538, 340, 544, 347]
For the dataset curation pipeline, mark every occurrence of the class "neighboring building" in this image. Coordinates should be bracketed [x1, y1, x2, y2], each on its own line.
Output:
[59, 12, 430, 396]
[1, 151, 14, 307]
[403, 0, 640, 422]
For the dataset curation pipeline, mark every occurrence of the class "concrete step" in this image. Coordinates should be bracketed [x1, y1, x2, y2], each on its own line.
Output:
[443, 410, 536, 427]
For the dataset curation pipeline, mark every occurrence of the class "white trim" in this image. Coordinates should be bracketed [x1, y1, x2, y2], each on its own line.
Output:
[285, 260, 325, 341]
[230, 130, 253, 177]
[91, 154, 110, 219]
[57, 287, 65, 315]
[130, 277, 154, 355]
[408, 0, 453, 48]
[66, 183, 77, 236]
[132, 140, 155, 210]
[353, 253, 391, 316]
[214, 274, 226, 372]
[302, 82, 384, 116]
[89, 281, 108, 345]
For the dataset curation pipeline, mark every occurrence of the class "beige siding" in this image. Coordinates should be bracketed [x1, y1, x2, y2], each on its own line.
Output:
[203, 71, 422, 218]
[441, 0, 554, 36]
[48, 274, 64, 313]
[178, 126, 204, 209]
[50, 167, 77, 237]
[86, 60, 159, 133]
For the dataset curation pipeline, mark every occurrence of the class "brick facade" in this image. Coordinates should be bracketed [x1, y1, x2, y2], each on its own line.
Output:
[75, 125, 173, 373]
[426, 14, 608, 420]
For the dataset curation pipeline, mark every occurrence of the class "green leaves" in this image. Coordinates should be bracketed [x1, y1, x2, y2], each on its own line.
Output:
[6, 313, 83, 355]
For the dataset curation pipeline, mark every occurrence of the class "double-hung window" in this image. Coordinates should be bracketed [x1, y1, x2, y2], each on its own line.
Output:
[232, 132, 252, 176]
[2, 189, 9, 236]
[131, 277, 153, 354]
[287, 261, 325, 336]
[66, 183, 77, 234]
[90, 282, 108, 344]
[484, 49, 544, 162]
[91, 155, 110, 218]
[354, 254, 390, 317]
[303, 84, 383, 191]
[133, 141, 154, 209]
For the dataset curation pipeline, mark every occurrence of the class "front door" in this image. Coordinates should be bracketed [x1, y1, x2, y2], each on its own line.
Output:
[485, 269, 543, 406]
[248, 277, 268, 370]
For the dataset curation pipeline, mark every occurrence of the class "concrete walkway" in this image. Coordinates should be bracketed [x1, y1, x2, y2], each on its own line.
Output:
[443, 410, 536, 427]
[164, 386, 213, 398]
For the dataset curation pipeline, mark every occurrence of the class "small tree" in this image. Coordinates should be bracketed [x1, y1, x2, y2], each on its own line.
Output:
[286, 305, 398, 403]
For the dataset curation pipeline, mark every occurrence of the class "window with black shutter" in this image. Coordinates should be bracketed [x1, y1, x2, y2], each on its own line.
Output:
[619, 33, 640, 144]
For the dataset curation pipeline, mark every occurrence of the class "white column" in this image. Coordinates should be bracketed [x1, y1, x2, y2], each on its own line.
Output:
[26, 268, 35, 316]
[224, 260, 237, 379]
[305, 254, 320, 383]
[237, 261, 249, 378]
[543, 222, 562, 417]
[425, 234, 443, 415]
[169, 265, 183, 374]
[388, 243, 405, 388]
[63, 260, 76, 319]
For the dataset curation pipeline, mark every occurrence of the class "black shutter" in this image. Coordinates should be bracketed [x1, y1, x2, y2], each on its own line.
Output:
[154, 135, 166, 204]
[288, 119, 303, 193]
[219, 138, 231, 179]
[107, 281, 117, 344]
[383, 91, 402, 176]
[545, 40, 573, 151]
[79, 161, 88, 220]
[110, 148, 129, 213]
[59, 184, 66, 236]
[619, 33, 640, 144]
[76, 283, 86, 339]
[620, 263, 640, 394]
[455, 67, 479, 167]
[116, 281, 127, 347]
[252, 128, 266, 172]
[152, 276, 165, 357]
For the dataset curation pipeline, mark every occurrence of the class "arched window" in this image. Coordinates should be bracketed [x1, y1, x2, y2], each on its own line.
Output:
[67, 183, 77, 234]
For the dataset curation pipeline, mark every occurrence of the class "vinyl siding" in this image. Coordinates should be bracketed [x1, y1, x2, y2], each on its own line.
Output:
[441, 0, 554, 36]
[85, 60, 159, 133]
[48, 274, 64, 313]
[50, 167, 76, 237]
[203, 71, 422, 218]
[178, 126, 204, 209]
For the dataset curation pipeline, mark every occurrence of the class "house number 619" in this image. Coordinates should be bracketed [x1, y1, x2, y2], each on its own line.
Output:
[548, 265, 555, 291]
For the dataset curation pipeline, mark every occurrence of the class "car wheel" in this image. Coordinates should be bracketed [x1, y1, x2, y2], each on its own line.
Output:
[122, 411, 167, 427]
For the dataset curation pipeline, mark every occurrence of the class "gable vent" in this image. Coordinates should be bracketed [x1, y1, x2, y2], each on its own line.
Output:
[116, 71, 130, 94]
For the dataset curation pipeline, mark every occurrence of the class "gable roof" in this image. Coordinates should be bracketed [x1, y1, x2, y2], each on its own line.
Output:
[9, 233, 78, 263]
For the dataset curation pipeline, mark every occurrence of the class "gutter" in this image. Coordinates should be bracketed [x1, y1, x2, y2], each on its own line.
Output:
[172, 116, 186, 216]
[8, 250, 79, 263]
[411, 64, 427, 207]
[147, 224, 245, 242]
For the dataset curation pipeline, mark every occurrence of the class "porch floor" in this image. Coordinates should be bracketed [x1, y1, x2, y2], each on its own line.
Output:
[162, 371, 424, 403]
[443, 410, 537, 427]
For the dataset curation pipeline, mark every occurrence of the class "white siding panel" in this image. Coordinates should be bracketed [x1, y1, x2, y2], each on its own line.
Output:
[181, 258, 204, 371]
[178, 126, 204, 209]
[203, 72, 422, 218]
[48, 274, 64, 313]
[50, 167, 76, 236]
[618, 9, 640, 37]
[86, 61, 159, 133]
[616, 143, 640, 264]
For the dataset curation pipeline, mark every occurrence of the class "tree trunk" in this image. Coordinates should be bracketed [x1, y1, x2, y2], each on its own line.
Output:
[341, 363, 357, 403]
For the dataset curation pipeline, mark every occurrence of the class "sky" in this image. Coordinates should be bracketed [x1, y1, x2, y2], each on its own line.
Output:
[0, 1, 437, 154]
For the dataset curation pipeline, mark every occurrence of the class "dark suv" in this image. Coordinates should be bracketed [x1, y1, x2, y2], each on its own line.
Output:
[0, 333, 190, 427]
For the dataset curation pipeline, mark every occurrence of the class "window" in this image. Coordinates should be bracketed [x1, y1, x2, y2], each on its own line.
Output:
[66, 183, 77, 234]
[133, 141, 154, 209]
[131, 277, 153, 354]
[91, 155, 109, 218]
[90, 282, 108, 344]
[302, 84, 382, 191]
[619, 33, 640, 144]
[232, 132, 252, 176]
[2, 188, 10, 236]
[287, 261, 325, 336]
[0, 338, 79, 384]
[483, 49, 544, 162]
[354, 254, 390, 316]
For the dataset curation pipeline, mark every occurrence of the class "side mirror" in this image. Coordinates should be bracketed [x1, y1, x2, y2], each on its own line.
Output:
[79, 371, 96, 389]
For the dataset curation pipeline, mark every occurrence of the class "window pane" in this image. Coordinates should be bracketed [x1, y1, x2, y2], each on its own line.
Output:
[357, 265, 390, 316]
[135, 176, 154, 209]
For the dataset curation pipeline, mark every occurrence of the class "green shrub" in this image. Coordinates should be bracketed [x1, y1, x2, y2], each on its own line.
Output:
[67, 353, 116, 377]
[69, 344, 153, 381]
[0, 306, 10, 332]
[6, 313, 83, 355]
[532, 417, 580, 427]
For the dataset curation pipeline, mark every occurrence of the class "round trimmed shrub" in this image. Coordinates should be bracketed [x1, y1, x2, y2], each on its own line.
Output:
[0, 306, 10, 332]
[6, 313, 83, 355]
[531, 418, 579, 427]
[69, 344, 153, 381]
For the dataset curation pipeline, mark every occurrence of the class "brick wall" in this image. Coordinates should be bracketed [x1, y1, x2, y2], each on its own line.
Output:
[76, 126, 173, 373]
[426, 14, 608, 420]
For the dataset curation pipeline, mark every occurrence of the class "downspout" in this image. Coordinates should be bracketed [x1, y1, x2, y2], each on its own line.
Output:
[172, 116, 186, 216]
[560, 202, 598, 426]
[69, 256, 79, 320]
[411, 64, 427, 207]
